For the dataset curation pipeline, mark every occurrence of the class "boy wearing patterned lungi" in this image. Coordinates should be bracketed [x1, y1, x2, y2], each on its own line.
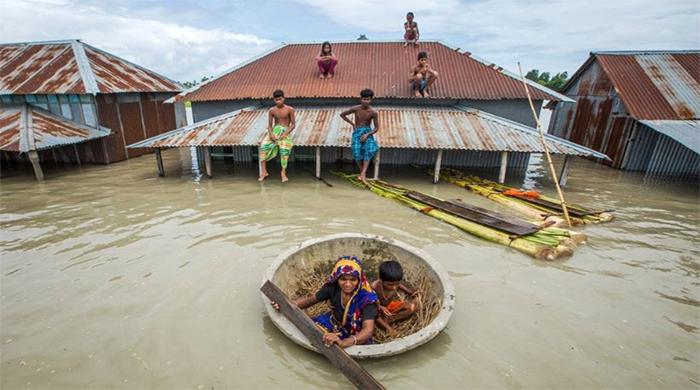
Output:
[259, 89, 296, 182]
[340, 89, 380, 184]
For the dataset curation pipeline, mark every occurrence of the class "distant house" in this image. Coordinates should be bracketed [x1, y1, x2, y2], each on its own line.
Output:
[131, 41, 607, 184]
[0, 39, 185, 180]
[548, 50, 699, 179]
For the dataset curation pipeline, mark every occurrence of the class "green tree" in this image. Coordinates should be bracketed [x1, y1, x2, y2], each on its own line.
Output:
[525, 69, 569, 92]
[181, 75, 214, 89]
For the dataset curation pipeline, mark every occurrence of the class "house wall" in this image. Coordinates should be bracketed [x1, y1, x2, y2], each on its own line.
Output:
[548, 59, 634, 168]
[191, 98, 543, 127]
[621, 123, 699, 179]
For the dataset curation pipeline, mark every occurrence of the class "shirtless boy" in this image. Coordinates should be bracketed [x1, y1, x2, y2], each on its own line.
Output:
[410, 51, 439, 97]
[259, 89, 296, 182]
[339, 89, 380, 184]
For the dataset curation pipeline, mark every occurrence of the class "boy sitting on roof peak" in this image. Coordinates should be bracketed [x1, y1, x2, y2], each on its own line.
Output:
[340, 89, 380, 185]
[404, 12, 419, 47]
[258, 89, 296, 182]
[410, 51, 438, 97]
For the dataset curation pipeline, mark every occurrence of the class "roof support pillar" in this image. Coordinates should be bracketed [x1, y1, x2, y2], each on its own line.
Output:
[373, 149, 381, 180]
[315, 146, 321, 178]
[27, 150, 44, 182]
[558, 155, 571, 187]
[203, 146, 212, 178]
[433, 149, 443, 184]
[73, 144, 81, 166]
[155, 148, 165, 177]
[498, 151, 508, 183]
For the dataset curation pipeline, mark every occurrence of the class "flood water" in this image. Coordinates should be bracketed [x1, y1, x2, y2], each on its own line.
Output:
[1, 149, 698, 389]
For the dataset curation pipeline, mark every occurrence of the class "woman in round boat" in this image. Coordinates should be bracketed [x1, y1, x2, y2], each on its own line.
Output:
[272, 256, 378, 348]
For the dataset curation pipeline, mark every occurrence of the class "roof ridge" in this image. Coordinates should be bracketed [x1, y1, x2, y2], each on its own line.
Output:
[71, 41, 100, 94]
[593, 50, 700, 55]
[0, 39, 81, 46]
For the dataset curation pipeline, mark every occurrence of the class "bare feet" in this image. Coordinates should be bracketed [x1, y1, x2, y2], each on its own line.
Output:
[281, 172, 289, 182]
[414, 90, 422, 97]
[359, 175, 369, 185]
[403, 42, 408, 47]
[327, 74, 334, 79]
[258, 172, 269, 181]
[319, 74, 325, 79]
[386, 325, 397, 338]
[423, 90, 430, 98]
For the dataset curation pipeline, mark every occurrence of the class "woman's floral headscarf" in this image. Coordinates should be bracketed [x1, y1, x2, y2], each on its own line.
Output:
[323, 255, 378, 334]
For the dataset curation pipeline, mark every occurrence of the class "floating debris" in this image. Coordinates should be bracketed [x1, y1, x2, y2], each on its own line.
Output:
[335, 173, 585, 260]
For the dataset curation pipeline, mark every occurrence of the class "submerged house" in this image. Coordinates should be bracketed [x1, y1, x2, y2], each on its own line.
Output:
[130, 41, 607, 183]
[0, 39, 184, 180]
[548, 50, 699, 179]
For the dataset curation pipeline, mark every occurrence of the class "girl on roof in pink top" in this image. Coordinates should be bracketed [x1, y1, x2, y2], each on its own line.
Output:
[316, 41, 338, 79]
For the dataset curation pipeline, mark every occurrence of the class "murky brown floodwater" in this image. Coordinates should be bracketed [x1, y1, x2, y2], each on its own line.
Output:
[2, 149, 698, 389]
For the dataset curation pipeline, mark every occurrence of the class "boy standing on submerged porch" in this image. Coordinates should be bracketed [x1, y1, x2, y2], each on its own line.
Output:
[259, 89, 296, 182]
[340, 89, 380, 184]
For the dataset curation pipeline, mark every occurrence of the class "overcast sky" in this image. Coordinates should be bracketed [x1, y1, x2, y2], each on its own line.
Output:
[3, 0, 699, 83]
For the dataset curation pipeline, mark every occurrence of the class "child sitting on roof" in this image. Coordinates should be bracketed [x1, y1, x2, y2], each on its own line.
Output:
[271, 256, 379, 348]
[258, 89, 295, 182]
[371, 261, 419, 337]
[403, 12, 419, 47]
[340, 89, 380, 184]
[316, 41, 338, 79]
[409, 51, 439, 97]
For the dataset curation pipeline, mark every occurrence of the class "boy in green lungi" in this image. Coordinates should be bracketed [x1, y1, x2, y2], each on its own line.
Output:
[259, 89, 296, 182]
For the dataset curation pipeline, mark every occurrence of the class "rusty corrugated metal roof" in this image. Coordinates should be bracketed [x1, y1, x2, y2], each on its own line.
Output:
[128, 105, 608, 159]
[0, 104, 111, 152]
[590, 51, 699, 120]
[638, 119, 700, 154]
[172, 41, 571, 103]
[0, 40, 182, 95]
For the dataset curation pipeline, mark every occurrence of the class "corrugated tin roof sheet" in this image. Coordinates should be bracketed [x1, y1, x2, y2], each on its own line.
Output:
[0, 40, 182, 95]
[593, 51, 700, 120]
[638, 119, 700, 155]
[128, 105, 608, 159]
[0, 104, 111, 152]
[173, 41, 570, 103]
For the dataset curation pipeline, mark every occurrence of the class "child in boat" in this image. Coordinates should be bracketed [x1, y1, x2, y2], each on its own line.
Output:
[339, 89, 380, 184]
[259, 89, 296, 182]
[272, 256, 378, 348]
[371, 260, 419, 337]
[316, 41, 338, 79]
[403, 12, 419, 47]
[409, 51, 439, 97]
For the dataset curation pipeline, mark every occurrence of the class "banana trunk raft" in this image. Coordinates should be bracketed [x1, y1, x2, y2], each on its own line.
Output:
[429, 167, 614, 227]
[334, 173, 586, 261]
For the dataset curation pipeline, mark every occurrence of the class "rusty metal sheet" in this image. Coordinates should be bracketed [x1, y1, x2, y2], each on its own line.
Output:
[0, 40, 181, 95]
[0, 104, 111, 152]
[174, 41, 567, 102]
[596, 51, 700, 120]
[128, 105, 608, 159]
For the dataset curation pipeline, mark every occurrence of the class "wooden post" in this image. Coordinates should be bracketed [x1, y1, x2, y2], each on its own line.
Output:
[373, 150, 381, 180]
[155, 148, 165, 177]
[433, 149, 443, 184]
[203, 146, 212, 178]
[558, 155, 571, 187]
[73, 144, 81, 166]
[315, 146, 321, 178]
[498, 151, 508, 183]
[260, 281, 385, 390]
[27, 150, 44, 181]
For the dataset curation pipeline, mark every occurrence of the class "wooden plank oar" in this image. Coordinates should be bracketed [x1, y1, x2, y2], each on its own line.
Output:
[260, 281, 385, 390]
[406, 191, 540, 236]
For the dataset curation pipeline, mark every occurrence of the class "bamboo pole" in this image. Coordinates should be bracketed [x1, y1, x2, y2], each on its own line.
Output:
[433, 149, 443, 184]
[517, 63, 572, 226]
[498, 151, 508, 183]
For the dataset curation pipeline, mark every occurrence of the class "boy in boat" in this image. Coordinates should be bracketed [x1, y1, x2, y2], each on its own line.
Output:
[409, 51, 439, 97]
[339, 89, 380, 184]
[371, 260, 419, 337]
[403, 12, 419, 47]
[271, 256, 378, 348]
[259, 89, 296, 182]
